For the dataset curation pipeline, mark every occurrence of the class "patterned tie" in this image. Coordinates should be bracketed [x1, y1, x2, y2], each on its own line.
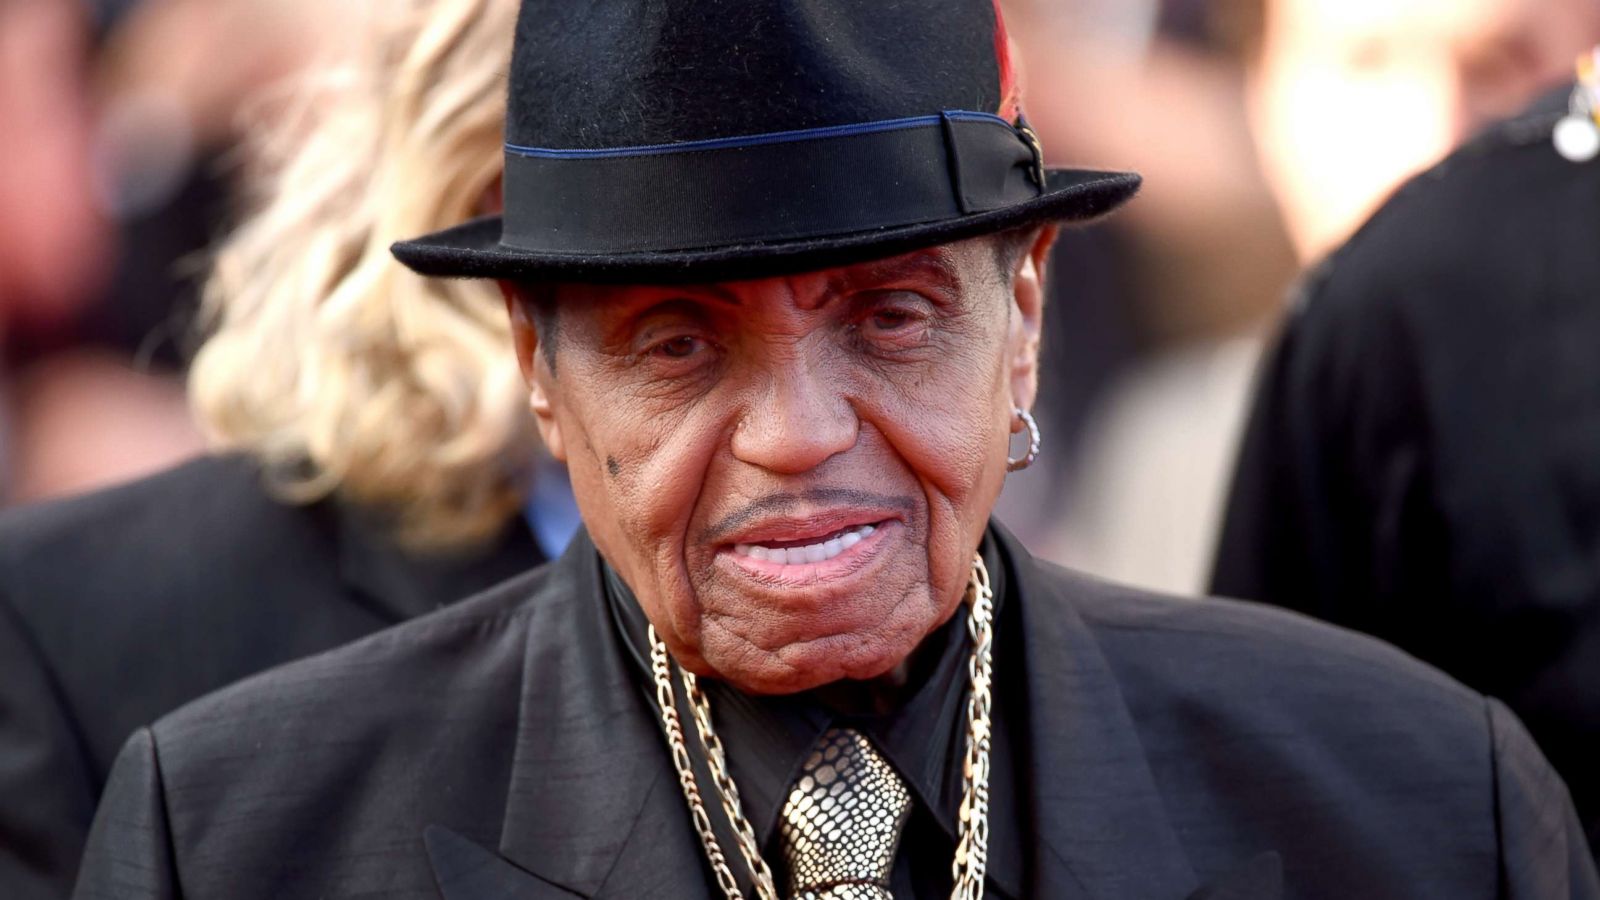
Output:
[779, 728, 913, 900]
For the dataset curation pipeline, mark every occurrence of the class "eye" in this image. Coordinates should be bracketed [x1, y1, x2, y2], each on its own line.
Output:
[868, 309, 915, 332]
[851, 292, 933, 351]
[653, 335, 707, 359]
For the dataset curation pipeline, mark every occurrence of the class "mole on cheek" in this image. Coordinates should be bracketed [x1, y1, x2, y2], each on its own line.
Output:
[606, 456, 621, 477]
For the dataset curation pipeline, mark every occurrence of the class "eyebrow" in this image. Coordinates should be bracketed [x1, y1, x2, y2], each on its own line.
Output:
[682, 282, 744, 307]
[601, 248, 960, 321]
[596, 280, 744, 315]
[823, 250, 962, 297]
[593, 284, 742, 341]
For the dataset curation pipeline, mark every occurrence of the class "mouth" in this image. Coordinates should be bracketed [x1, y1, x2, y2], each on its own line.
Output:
[732, 522, 879, 565]
[713, 508, 899, 585]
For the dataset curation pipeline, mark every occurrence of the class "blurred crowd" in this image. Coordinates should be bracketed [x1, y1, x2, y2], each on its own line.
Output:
[999, 0, 1600, 591]
[0, 0, 360, 501]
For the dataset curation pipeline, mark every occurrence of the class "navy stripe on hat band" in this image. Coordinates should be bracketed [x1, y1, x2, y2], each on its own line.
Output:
[505, 111, 1013, 159]
[499, 110, 1043, 257]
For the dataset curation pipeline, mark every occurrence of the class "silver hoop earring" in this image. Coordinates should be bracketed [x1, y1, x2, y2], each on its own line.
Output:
[1007, 407, 1041, 473]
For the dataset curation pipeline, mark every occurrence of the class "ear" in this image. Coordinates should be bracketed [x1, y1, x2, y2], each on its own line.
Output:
[1007, 225, 1056, 419]
[499, 281, 567, 462]
[499, 281, 540, 383]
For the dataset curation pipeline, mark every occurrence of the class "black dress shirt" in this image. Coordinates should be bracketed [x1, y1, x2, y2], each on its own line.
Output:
[602, 538, 1021, 897]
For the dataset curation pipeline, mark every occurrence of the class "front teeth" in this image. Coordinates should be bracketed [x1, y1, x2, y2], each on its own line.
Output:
[735, 524, 876, 565]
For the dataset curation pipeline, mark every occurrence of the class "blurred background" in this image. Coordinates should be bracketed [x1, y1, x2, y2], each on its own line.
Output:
[1, 0, 1595, 594]
[0, 0, 359, 502]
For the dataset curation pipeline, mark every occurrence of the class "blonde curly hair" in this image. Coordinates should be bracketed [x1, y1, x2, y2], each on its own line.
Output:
[190, 0, 534, 552]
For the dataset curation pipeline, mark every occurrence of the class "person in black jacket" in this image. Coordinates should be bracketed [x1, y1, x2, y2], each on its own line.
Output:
[71, 1, 1597, 897]
[0, 2, 550, 897]
[0, 456, 542, 897]
[1213, 74, 1600, 851]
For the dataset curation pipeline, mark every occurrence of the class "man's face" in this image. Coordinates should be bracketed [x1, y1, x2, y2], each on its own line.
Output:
[1251, 0, 1600, 260]
[507, 231, 1051, 695]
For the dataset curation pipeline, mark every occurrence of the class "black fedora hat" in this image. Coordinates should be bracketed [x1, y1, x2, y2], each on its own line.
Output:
[391, 0, 1141, 284]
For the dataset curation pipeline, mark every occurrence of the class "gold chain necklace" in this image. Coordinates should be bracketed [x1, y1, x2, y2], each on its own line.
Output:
[648, 552, 996, 900]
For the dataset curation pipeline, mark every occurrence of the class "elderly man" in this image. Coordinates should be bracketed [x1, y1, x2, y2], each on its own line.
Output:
[72, 2, 1596, 899]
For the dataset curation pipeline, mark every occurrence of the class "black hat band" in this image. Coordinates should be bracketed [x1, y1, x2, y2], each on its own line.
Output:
[500, 111, 1044, 257]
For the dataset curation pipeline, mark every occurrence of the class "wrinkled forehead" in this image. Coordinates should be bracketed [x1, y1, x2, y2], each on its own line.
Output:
[547, 236, 1007, 313]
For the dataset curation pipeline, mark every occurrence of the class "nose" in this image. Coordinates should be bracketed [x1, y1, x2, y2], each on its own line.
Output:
[731, 367, 859, 475]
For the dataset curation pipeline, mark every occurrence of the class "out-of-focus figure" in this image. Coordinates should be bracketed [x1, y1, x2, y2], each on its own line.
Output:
[0, 0, 371, 503]
[1214, 70, 1600, 851]
[1001, 0, 1295, 591]
[0, 0, 110, 336]
[0, 2, 556, 897]
[1245, 0, 1600, 261]
[1013, 0, 1600, 594]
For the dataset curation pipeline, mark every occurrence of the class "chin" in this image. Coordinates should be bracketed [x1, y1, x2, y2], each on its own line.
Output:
[701, 628, 921, 696]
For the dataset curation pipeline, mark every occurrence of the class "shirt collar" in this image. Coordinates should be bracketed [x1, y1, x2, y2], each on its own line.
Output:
[523, 457, 583, 558]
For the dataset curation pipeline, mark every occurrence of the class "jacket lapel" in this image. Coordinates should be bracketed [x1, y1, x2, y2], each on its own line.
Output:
[996, 527, 1202, 899]
[487, 532, 713, 899]
[427, 825, 583, 899]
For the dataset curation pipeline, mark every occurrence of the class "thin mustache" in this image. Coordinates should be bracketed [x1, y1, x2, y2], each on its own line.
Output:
[699, 489, 916, 544]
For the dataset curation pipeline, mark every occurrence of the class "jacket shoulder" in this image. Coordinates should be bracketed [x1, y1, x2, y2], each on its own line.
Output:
[135, 566, 563, 884]
[1034, 566, 1512, 887]
[1033, 563, 1495, 788]
[1057, 563, 1484, 721]
[0, 454, 324, 605]
[1026, 563, 1598, 895]
[0, 453, 283, 538]
[152, 563, 556, 755]
[0, 456, 356, 761]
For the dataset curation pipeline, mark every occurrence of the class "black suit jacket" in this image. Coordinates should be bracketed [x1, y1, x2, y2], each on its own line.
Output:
[72, 525, 1595, 899]
[0, 456, 544, 899]
[1211, 89, 1600, 849]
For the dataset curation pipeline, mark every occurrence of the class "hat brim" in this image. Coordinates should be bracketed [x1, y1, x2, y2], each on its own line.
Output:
[391, 167, 1139, 284]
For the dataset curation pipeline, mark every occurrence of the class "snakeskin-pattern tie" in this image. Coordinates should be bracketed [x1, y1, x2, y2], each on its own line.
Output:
[779, 728, 912, 899]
